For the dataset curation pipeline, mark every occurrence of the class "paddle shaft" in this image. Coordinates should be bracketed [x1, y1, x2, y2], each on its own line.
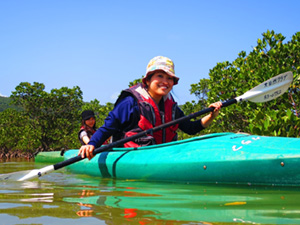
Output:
[53, 98, 237, 170]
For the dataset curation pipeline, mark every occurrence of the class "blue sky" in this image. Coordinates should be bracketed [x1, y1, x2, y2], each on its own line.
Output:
[1, 1, 299, 105]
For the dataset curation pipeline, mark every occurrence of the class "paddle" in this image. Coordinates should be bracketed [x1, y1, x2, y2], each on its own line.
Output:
[0, 71, 293, 181]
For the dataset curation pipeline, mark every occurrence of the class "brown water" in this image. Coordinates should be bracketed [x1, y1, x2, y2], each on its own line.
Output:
[1, 159, 300, 225]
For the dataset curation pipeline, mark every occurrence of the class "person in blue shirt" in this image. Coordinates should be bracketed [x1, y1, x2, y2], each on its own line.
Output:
[79, 56, 222, 160]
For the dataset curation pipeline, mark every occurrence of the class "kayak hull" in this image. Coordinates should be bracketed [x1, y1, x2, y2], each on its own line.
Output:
[62, 133, 300, 185]
[35, 151, 65, 164]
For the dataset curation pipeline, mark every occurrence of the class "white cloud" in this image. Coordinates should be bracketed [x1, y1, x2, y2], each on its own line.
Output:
[0, 93, 7, 97]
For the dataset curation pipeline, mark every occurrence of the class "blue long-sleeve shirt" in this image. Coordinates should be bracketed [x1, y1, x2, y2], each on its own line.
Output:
[88, 95, 205, 148]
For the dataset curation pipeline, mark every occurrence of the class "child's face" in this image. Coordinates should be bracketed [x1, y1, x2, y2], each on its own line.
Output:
[85, 117, 95, 127]
[146, 70, 174, 100]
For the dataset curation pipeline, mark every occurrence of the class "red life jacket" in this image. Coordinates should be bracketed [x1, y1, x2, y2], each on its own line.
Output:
[118, 84, 179, 147]
[78, 126, 109, 145]
[78, 126, 96, 145]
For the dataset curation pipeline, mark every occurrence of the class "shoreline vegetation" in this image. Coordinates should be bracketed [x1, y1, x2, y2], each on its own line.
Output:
[0, 149, 34, 160]
[0, 31, 299, 160]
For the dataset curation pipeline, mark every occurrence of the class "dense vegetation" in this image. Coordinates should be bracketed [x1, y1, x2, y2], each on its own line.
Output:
[0, 96, 22, 112]
[1, 30, 299, 157]
[184, 30, 300, 138]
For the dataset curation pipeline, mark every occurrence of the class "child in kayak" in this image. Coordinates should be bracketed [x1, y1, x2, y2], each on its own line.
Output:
[79, 56, 222, 160]
[78, 110, 97, 145]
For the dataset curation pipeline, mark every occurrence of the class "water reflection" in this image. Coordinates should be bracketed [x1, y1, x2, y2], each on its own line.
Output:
[2, 161, 300, 224]
[62, 176, 300, 224]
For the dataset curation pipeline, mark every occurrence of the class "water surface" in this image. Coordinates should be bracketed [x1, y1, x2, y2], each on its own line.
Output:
[1, 159, 300, 224]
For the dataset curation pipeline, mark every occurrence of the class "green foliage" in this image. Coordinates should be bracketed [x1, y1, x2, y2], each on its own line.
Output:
[187, 30, 300, 137]
[10, 82, 84, 151]
[248, 108, 299, 137]
[0, 81, 115, 154]
[128, 77, 143, 87]
[190, 78, 209, 102]
[0, 96, 23, 112]
[81, 99, 113, 123]
[0, 109, 39, 152]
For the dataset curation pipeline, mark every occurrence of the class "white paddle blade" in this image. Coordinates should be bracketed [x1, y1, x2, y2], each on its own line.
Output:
[0, 170, 34, 181]
[236, 71, 293, 102]
[0, 165, 55, 182]
[17, 165, 55, 181]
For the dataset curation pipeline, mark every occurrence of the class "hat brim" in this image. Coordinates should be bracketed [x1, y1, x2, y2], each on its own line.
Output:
[142, 68, 179, 85]
[82, 115, 95, 120]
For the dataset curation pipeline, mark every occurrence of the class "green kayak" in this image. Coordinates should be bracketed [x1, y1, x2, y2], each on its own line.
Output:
[35, 150, 65, 164]
[58, 132, 300, 186]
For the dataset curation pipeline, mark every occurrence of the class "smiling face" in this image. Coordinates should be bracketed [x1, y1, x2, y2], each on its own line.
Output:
[146, 70, 175, 104]
[84, 117, 95, 128]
